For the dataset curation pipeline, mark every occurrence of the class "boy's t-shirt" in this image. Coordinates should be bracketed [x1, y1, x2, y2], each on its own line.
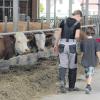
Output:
[80, 38, 100, 67]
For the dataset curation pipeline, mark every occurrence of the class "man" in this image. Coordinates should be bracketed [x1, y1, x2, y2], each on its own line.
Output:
[54, 10, 82, 93]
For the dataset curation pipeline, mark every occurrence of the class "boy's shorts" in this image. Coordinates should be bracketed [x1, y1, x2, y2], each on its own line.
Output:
[85, 67, 94, 78]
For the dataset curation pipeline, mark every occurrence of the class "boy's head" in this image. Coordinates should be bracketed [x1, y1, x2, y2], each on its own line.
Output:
[72, 10, 83, 21]
[86, 27, 95, 36]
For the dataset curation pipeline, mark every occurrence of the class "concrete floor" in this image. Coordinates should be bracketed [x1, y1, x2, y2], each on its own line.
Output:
[42, 67, 100, 100]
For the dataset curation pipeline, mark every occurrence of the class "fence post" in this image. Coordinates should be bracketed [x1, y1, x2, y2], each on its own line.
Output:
[99, 24, 100, 36]
[3, 16, 7, 32]
[13, 0, 19, 32]
[46, 0, 50, 23]
[55, 17, 58, 28]
[26, 16, 30, 31]
[54, 0, 56, 28]
[85, 0, 89, 25]
[41, 17, 44, 29]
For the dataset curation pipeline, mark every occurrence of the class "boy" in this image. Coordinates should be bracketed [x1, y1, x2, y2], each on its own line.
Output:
[80, 27, 100, 94]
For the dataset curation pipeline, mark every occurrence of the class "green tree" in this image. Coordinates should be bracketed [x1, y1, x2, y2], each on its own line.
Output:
[40, 3, 44, 13]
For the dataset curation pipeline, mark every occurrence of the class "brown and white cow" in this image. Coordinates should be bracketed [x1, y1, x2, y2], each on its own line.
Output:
[0, 32, 30, 59]
[0, 31, 46, 60]
[27, 32, 46, 52]
[0, 35, 15, 60]
[15, 32, 30, 55]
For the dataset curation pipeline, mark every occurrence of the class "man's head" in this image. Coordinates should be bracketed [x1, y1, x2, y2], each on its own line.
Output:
[72, 10, 83, 21]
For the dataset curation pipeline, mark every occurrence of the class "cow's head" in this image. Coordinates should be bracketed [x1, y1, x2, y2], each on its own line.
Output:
[34, 32, 46, 51]
[15, 32, 30, 55]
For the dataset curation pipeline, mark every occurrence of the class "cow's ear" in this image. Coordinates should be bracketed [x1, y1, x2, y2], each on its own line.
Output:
[17, 41, 21, 43]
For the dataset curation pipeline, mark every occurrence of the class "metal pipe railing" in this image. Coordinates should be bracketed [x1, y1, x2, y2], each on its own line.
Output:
[0, 29, 56, 36]
[0, 24, 96, 36]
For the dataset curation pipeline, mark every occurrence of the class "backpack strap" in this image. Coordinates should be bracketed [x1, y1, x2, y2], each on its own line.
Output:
[63, 18, 79, 40]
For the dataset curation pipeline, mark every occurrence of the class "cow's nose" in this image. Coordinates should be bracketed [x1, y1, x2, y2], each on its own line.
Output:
[25, 49, 30, 52]
[39, 48, 44, 51]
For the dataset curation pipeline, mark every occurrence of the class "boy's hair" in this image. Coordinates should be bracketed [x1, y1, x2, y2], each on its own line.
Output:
[86, 27, 95, 36]
[72, 10, 83, 17]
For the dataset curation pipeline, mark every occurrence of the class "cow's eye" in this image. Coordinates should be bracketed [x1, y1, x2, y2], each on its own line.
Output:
[17, 41, 21, 43]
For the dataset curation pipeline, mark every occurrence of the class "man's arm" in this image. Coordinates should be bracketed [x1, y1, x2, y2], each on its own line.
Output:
[75, 29, 81, 41]
[96, 52, 100, 63]
[54, 28, 62, 46]
[53, 28, 62, 54]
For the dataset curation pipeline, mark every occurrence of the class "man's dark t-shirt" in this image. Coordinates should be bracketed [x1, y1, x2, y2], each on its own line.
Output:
[80, 38, 100, 67]
[59, 17, 81, 39]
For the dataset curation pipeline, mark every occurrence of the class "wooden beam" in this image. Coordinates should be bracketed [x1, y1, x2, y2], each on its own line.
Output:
[32, 0, 40, 20]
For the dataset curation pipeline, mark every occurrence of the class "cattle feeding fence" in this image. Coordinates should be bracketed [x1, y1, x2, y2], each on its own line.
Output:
[0, 24, 96, 36]
[0, 24, 97, 72]
[0, 29, 56, 36]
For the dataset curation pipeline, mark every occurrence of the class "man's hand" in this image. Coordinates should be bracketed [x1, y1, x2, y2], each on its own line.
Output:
[53, 45, 59, 56]
[98, 60, 100, 65]
[53, 28, 61, 56]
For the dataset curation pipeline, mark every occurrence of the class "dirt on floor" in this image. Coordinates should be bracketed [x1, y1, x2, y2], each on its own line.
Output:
[0, 55, 84, 100]
[0, 57, 58, 100]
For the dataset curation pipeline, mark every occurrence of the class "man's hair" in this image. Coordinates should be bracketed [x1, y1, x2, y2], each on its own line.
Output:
[72, 10, 83, 17]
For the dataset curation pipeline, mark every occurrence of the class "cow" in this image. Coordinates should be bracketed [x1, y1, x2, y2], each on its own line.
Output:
[0, 35, 15, 60]
[0, 31, 46, 60]
[0, 32, 46, 60]
[0, 36, 5, 59]
[27, 32, 46, 52]
[15, 32, 30, 55]
[34, 32, 46, 51]
[0, 32, 31, 60]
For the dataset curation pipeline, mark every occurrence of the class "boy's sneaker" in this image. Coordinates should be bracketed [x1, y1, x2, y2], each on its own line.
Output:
[85, 85, 92, 94]
[59, 81, 66, 93]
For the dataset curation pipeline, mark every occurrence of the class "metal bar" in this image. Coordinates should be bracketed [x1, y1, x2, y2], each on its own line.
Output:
[13, 0, 19, 32]
[0, 24, 96, 36]
[3, 0, 5, 22]
[41, 17, 44, 29]
[3, 16, 8, 32]
[85, 0, 89, 25]
[81, 24, 96, 28]
[98, 0, 100, 16]
[69, 0, 72, 17]
[0, 7, 13, 8]
[46, 0, 50, 23]
[26, 16, 30, 31]
[82, 3, 100, 5]
[26, 0, 29, 16]
[54, 0, 56, 28]
[0, 29, 56, 36]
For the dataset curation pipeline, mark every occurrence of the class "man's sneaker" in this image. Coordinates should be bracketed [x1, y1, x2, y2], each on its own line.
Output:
[60, 86, 66, 93]
[85, 85, 92, 94]
[68, 88, 74, 92]
[68, 87, 81, 92]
